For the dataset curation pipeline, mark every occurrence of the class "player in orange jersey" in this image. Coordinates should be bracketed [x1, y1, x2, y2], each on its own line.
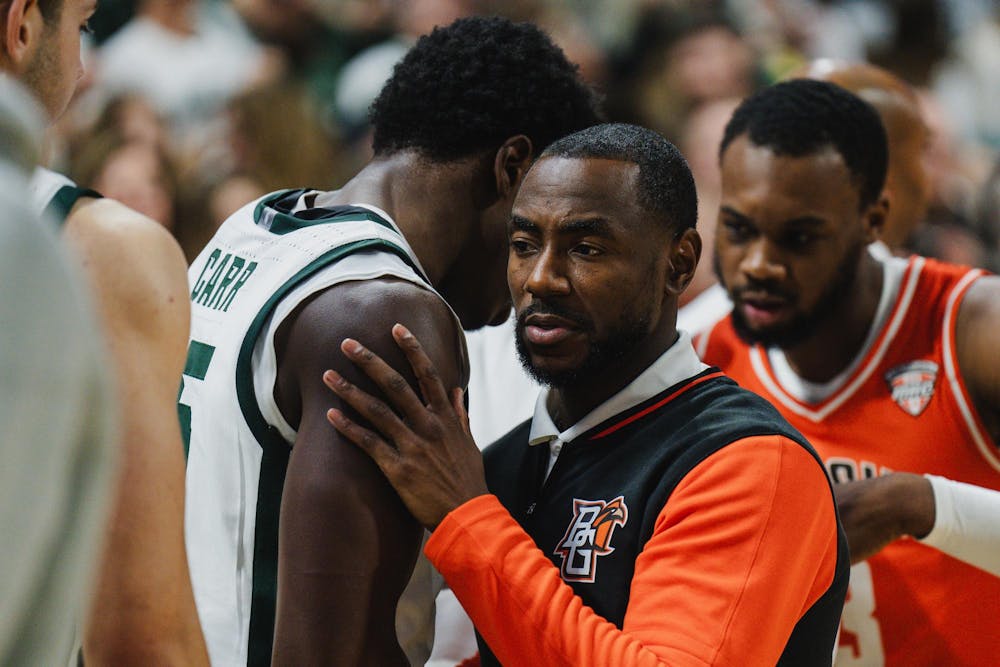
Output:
[698, 79, 1000, 666]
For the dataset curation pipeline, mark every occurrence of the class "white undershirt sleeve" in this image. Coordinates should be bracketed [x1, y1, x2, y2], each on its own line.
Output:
[918, 474, 1000, 577]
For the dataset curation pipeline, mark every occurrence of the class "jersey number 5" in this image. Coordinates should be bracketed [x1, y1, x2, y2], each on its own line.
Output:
[177, 340, 215, 457]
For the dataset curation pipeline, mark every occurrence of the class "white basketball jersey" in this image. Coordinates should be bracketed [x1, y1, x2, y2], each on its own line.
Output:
[182, 190, 453, 666]
[28, 167, 99, 224]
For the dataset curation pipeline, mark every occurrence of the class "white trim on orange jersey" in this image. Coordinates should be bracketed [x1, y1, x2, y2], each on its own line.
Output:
[750, 257, 924, 423]
[940, 268, 1000, 474]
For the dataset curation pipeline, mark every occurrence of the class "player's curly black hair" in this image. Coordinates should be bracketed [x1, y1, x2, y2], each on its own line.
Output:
[541, 123, 698, 234]
[370, 16, 602, 162]
[720, 79, 888, 209]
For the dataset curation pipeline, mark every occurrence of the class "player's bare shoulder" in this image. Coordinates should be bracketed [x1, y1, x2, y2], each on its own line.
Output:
[955, 274, 1000, 440]
[273, 277, 468, 448]
[283, 278, 468, 387]
[62, 197, 190, 342]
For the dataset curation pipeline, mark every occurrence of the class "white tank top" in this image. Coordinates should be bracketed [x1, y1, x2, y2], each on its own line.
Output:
[183, 189, 458, 666]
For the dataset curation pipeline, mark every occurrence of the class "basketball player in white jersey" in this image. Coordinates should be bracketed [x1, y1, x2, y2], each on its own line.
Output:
[181, 16, 601, 666]
[1, 0, 208, 662]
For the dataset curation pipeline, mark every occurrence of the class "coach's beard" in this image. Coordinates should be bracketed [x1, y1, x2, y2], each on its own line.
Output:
[514, 301, 651, 388]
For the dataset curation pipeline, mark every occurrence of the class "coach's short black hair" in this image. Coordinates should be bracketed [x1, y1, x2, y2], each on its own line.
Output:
[720, 79, 888, 209]
[370, 16, 601, 162]
[540, 123, 697, 233]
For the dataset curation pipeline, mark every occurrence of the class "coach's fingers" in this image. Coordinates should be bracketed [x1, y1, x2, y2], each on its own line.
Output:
[323, 369, 413, 444]
[451, 387, 472, 436]
[339, 338, 428, 422]
[326, 407, 401, 474]
[392, 324, 451, 412]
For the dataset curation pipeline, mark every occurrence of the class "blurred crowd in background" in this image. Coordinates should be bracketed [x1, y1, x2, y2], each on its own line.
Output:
[51, 0, 1000, 278]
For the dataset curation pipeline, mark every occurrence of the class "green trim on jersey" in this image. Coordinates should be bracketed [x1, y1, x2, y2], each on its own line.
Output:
[253, 189, 397, 236]
[184, 341, 215, 380]
[178, 341, 216, 458]
[235, 237, 425, 666]
[44, 184, 101, 226]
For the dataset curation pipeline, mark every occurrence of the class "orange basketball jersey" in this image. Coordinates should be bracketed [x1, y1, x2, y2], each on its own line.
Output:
[698, 255, 1000, 666]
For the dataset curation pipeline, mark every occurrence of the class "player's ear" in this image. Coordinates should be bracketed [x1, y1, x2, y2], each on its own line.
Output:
[665, 227, 701, 297]
[494, 135, 534, 199]
[862, 193, 890, 244]
[2, 0, 42, 68]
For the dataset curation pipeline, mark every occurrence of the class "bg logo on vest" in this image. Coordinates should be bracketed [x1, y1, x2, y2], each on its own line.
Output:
[555, 497, 629, 583]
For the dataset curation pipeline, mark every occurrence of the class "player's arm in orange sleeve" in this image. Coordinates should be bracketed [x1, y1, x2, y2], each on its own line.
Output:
[425, 436, 839, 667]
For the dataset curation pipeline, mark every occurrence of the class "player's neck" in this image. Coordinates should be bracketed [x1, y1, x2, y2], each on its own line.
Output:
[323, 152, 488, 287]
[781, 254, 884, 383]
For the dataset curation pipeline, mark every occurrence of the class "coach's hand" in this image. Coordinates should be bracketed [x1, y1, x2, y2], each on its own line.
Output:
[324, 324, 488, 530]
[834, 473, 935, 564]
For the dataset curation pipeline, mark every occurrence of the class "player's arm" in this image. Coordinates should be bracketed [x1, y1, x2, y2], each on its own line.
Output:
[895, 273, 1000, 577]
[63, 199, 209, 666]
[323, 331, 841, 666]
[832, 275, 1000, 569]
[956, 274, 1000, 444]
[271, 279, 466, 666]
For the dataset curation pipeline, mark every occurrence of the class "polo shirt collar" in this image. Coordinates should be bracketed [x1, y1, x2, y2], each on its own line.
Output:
[528, 330, 708, 446]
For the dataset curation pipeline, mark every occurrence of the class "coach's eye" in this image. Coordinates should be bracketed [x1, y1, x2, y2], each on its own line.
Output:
[510, 238, 535, 255]
[572, 243, 602, 257]
[722, 219, 754, 243]
[783, 231, 817, 250]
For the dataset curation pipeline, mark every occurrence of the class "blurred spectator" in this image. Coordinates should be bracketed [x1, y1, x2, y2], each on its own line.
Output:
[143, 80, 352, 262]
[233, 0, 392, 132]
[71, 134, 179, 231]
[614, 6, 758, 141]
[532, 3, 609, 89]
[932, 14, 1000, 149]
[89, 94, 168, 149]
[96, 0, 281, 154]
[917, 88, 993, 227]
[866, 0, 951, 84]
[227, 81, 345, 193]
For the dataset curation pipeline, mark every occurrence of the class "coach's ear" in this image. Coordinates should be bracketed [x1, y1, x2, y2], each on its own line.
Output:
[2, 0, 43, 69]
[494, 134, 534, 199]
[665, 227, 701, 298]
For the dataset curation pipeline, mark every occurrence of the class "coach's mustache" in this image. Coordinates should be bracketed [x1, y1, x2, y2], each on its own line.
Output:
[516, 301, 592, 330]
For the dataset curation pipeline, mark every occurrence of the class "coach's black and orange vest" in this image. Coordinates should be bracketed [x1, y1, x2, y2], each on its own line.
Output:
[481, 370, 849, 666]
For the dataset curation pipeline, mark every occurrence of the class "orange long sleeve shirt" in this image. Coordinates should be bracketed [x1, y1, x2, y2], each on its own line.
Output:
[426, 436, 840, 666]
